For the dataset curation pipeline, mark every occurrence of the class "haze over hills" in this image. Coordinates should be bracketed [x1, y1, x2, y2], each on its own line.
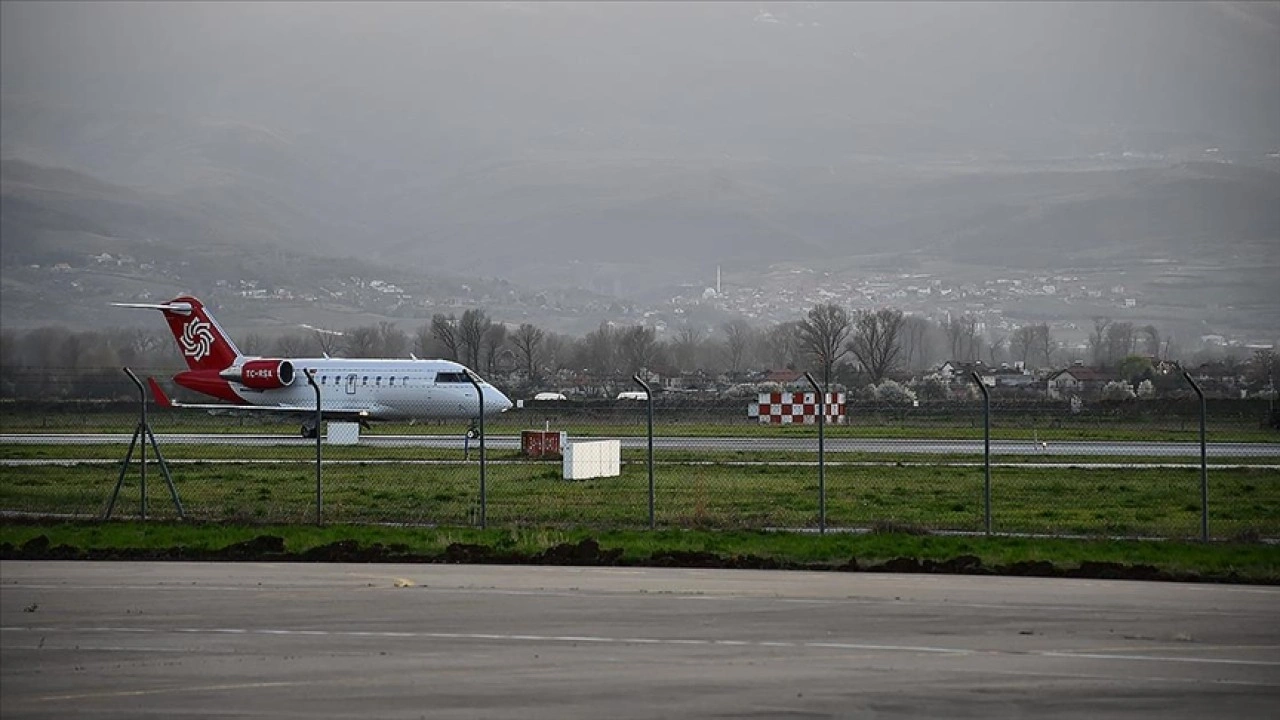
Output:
[2, 2, 1278, 345]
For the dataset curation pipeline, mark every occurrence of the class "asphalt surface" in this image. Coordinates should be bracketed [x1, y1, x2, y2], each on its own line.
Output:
[2, 562, 1278, 719]
[4, 433, 1279, 457]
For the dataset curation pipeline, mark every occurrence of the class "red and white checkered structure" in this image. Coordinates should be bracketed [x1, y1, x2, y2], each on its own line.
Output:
[748, 392, 846, 424]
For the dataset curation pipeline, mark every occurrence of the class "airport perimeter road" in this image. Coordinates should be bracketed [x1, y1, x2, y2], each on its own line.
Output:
[2, 563, 1278, 719]
[4, 433, 1280, 457]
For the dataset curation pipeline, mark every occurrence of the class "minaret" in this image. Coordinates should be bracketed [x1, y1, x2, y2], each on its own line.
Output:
[716, 265, 721, 295]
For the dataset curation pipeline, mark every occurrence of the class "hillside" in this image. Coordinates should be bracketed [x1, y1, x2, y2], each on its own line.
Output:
[0, 159, 621, 333]
[2, 3, 1277, 339]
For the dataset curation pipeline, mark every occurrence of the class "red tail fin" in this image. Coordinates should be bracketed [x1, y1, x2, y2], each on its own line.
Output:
[147, 377, 173, 408]
[159, 296, 241, 371]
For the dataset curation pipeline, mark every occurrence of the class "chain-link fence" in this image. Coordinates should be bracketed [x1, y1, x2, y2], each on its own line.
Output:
[1, 369, 1277, 541]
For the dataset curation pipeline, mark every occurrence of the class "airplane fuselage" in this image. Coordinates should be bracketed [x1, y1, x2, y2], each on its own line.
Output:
[185, 357, 511, 420]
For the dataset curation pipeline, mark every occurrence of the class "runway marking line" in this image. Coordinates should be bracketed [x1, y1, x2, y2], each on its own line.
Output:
[5, 626, 1278, 668]
[9, 643, 1276, 691]
[29, 680, 318, 703]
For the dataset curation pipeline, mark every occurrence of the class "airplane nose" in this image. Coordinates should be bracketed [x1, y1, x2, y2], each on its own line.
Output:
[488, 388, 514, 413]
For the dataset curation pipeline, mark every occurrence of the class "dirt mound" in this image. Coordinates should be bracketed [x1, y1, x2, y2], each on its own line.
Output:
[535, 539, 622, 566]
[216, 535, 286, 559]
[0, 535, 1259, 584]
[299, 540, 414, 563]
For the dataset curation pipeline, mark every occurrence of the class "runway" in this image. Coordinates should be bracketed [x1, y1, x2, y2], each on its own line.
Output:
[3, 433, 1279, 457]
[3, 562, 1278, 719]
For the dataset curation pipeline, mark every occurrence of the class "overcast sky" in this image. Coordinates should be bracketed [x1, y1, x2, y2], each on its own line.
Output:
[4, 1, 1278, 166]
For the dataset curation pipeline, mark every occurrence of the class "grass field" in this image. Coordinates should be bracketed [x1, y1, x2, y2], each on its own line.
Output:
[4, 404, 1275, 542]
[3, 442, 1276, 466]
[3, 410, 1276, 442]
[3, 522, 1278, 583]
[3, 460, 1275, 540]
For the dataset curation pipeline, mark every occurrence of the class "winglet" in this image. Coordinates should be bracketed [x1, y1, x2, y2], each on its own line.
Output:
[147, 377, 174, 408]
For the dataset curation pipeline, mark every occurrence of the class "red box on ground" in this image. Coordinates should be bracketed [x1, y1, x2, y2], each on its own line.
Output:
[521, 430, 565, 459]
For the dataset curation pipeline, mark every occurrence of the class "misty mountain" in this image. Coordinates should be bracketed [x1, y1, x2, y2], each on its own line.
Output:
[0, 158, 622, 333]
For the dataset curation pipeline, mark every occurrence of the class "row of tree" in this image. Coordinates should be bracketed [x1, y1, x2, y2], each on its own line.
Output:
[2, 304, 1273, 399]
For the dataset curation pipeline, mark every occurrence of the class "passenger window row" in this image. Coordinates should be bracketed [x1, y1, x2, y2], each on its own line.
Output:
[313, 375, 411, 387]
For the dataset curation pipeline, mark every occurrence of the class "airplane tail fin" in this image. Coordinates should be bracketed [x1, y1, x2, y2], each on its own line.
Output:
[147, 377, 174, 408]
[113, 296, 242, 372]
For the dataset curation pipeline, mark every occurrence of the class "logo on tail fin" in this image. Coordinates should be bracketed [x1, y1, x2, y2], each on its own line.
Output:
[180, 318, 215, 362]
[114, 294, 241, 371]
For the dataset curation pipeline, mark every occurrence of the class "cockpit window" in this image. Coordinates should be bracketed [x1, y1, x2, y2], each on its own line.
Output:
[435, 372, 470, 384]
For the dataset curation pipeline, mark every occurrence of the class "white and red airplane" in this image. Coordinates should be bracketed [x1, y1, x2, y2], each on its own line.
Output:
[114, 295, 512, 437]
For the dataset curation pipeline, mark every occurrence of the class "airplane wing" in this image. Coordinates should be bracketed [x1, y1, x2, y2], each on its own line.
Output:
[146, 378, 369, 418]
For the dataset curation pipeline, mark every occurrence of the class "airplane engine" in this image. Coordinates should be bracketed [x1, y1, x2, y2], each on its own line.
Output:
[222, 360, 295, 389]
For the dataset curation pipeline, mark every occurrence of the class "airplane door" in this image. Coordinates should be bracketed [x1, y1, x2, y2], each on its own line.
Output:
[345, 374, 357, 395]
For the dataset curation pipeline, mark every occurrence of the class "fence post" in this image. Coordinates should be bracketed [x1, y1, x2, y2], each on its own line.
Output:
[1183, 371, 1208, 542]
[138, 368, 148, 521]
[106, 369, 182, 521]
[465, 371, 487, 529]
[971, 372, 991, 536]
[632, 374, 655, 529]
[304, 369, 322, 526]
[804, 372, 826, 534]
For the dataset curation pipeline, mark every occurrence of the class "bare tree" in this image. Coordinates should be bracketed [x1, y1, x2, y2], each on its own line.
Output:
[672, 325, 703, 372]
[342, 325, 381, 358]
[511, 323, 545, 382]
[458, 309, 490, 370]
[116, 327, 165, 366]
[848, 308, 905, 383]
[1031, 324, 1056, 368]
[543, 332, 570, 375]
[901, 315, 933, 371]
[986, 334, 1007, 366]
[1010, 325, 1035, 365]
[618, 325, 658, 376]
[317, 328, 345, 356]
[1247, 348, 1278, 392]
[1103, 321, 1136, 366]
[1088, 316, 1112, 366]
[274, 332, 309, 357]
[240, 332, 269, 356]
[377, 321, 408, 358]
[760, 321, 801, 370]
[482, 323, 507, 375]
[413, 323, 434, 358]
[721, 320, 752, 377]
[22, 327, 71, 370]
[797, 303, 852, 387]
[582, 322, 618, 381]
[1141, 325, 1161, 358]
[430, 313, 459, 361]
[946, 315, 980, 362]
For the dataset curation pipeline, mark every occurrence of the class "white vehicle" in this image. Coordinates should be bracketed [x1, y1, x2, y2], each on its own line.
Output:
[115, 295, 512, 437]
[532, 392, 568, 401]
[616, 391, 649, 401]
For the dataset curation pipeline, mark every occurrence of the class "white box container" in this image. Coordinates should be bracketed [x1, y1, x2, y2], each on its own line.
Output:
[326, 421, 361, 445]
[562, 440, 621, 480]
